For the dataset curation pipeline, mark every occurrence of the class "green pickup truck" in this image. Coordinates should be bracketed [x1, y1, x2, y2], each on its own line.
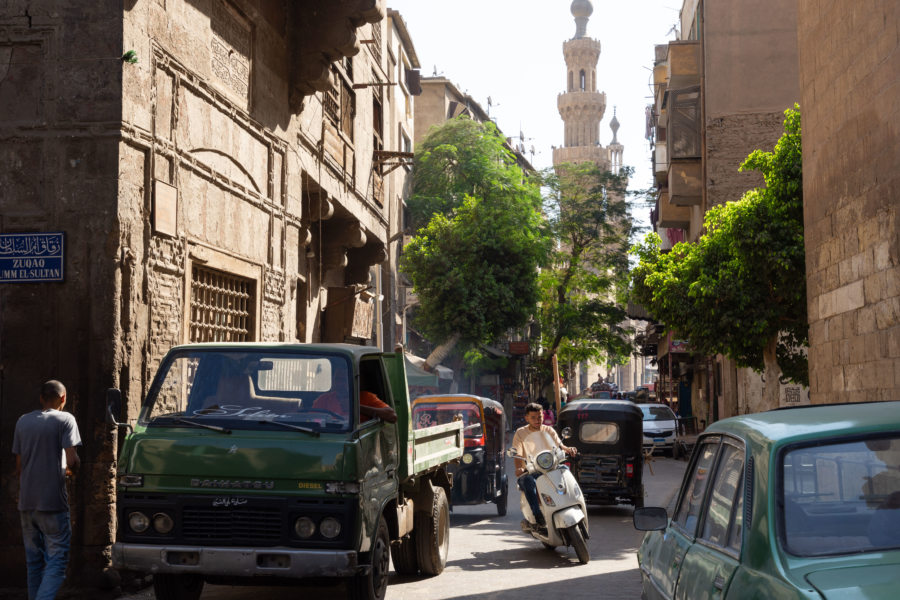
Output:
[108, 343, 463, 600]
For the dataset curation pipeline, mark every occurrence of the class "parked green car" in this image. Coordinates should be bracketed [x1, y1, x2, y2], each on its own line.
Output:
[634, 401, 900, 599]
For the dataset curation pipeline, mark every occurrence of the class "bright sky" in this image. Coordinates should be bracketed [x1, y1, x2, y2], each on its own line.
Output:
[387, 0, 682, 222]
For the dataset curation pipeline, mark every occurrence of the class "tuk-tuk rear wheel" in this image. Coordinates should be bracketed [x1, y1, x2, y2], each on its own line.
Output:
[496, 479, 508, 516]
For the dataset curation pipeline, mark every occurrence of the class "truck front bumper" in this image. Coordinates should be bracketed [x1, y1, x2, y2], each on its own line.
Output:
[112, 543, 360, 578]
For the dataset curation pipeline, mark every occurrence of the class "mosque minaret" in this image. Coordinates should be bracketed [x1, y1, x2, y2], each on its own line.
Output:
[553, 0, 620, 171]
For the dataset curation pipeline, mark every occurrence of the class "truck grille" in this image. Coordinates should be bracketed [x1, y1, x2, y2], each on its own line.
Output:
[182, 506, 282, 543]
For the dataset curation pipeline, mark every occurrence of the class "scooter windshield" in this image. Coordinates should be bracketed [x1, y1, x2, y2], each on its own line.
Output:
[520, 430, 559, 460]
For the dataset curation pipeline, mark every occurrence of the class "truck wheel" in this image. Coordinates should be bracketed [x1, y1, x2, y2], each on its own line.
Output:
[496, 479, 509, 517]
[416, 486, 450, 575]
[390, 534, 419, 575]
[152, 574, 203, 600]
[348, 518, 390, 600]
[567, 524, 590, 564]
[634, 485, 645, 509]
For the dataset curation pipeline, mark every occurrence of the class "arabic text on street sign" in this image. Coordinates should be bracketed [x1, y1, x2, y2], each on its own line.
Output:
[0, 232, 65, 283]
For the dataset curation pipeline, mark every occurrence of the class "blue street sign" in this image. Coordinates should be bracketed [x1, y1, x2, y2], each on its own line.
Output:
[0, 232, 65, 283]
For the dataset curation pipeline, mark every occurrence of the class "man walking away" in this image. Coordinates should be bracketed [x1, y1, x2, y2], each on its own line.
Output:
[13, 380, 82, 600]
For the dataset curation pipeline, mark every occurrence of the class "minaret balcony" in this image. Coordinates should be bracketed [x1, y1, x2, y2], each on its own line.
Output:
[557, 91, 607, 117]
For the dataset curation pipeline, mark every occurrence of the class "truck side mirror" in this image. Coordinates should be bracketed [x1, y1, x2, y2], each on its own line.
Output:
[106, 388, 133, 433]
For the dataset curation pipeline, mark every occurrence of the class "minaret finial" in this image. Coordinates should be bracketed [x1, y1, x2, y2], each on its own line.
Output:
[571, 0, 593, 39]
[610, 106, 620, 144]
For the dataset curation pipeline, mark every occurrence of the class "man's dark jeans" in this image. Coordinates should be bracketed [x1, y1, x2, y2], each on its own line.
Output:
[517, 473, 545, 525]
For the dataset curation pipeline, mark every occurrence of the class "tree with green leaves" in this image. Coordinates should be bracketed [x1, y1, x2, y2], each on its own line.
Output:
[401, 117, 549, 363]
[630, 106, 806, 413]
[534, 161, 637, 389]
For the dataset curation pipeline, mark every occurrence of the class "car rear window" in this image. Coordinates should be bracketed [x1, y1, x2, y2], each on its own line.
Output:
[781, 434, 900, 556]
[580, 422, 619, 443]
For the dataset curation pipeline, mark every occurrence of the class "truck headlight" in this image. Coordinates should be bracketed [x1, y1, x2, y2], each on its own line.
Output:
[294, 517, 315, 539]
[319, 517, 341, 539]
[128, 511, 150, 533]
[153, 512, 174, 534]
[118, 474, 144, 488]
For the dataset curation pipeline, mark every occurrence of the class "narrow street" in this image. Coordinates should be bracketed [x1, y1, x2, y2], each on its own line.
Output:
[117, 457, 686, 600]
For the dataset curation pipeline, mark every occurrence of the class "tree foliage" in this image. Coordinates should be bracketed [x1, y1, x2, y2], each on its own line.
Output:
[630, 106, 807, 394]
[400, 117, 549, 350]
[535, 162, 636, 378]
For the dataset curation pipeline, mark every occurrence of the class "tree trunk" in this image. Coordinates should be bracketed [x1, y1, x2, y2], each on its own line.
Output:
[424, 332, 460, 372]
[757, 337, 782, 414]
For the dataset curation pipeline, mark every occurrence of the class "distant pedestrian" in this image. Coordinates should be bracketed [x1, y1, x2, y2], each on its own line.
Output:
[13, 380, 82, 600]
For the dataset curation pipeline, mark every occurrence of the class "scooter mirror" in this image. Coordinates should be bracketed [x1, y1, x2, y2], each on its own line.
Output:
[506, 447, 519, 457]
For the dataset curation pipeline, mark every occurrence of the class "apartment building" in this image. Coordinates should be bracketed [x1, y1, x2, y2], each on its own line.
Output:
[641, 0, 803, 422]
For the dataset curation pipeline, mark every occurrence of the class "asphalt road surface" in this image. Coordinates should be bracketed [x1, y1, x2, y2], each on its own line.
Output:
[115, 456, 686, 600]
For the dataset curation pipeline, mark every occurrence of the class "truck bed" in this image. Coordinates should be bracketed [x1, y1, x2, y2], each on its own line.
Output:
[407, 421, 464, 480]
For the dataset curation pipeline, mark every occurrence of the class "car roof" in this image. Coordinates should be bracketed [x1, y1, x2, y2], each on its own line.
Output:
[705, 401, 900, 447]
[168, 342, 383, 360]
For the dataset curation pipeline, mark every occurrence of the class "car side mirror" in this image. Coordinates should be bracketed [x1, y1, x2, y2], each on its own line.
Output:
[633, 507, 668, 531]
[106, 388, 133, 433]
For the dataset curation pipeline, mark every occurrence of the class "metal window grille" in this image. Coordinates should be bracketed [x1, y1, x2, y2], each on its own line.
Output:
[190, 265, 255, 342]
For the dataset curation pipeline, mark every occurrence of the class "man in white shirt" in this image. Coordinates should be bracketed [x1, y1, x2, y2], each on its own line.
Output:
[511, 402, 576, 527]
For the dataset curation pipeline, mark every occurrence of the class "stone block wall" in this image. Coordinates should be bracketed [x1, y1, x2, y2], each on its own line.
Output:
[798, 0, 900, 404]
[705, 111, 786, 209]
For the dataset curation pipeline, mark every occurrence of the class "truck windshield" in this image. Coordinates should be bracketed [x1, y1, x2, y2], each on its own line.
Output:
[782, 434, 900, 556]
[141, 350, 353, 432]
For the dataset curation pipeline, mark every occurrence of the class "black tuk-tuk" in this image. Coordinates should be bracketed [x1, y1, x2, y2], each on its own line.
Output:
[556, 399, 644, 507]
[411, 394, 509, 515]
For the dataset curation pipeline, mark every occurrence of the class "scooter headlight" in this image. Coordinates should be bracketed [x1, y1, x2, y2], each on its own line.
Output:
[535, 451, 555, 471]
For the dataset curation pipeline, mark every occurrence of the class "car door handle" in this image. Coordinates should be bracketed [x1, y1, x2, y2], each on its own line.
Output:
[713, 574, 725, 590]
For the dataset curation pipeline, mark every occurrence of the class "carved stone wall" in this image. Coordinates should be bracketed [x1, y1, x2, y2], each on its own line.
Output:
[0, 0, 394, 590]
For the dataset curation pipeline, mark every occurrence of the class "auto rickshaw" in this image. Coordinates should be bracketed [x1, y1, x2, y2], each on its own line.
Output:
[411, 394, 509, 515]
[556, 399, 645, 508]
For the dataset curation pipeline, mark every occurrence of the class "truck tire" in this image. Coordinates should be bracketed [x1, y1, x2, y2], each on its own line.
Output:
[390, 534, 419, 575]
[634, 485, 645, 509]
[567, 524, 590, 564]
[496, 478, 509, 517]
[415, 486, 449, 575]
[348, 518, 390, 600]
[152, 574, 203, 600]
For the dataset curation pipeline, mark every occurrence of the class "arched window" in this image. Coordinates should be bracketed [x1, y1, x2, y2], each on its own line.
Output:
[579, 69, 586, 91]
[568, 70, 574, 92]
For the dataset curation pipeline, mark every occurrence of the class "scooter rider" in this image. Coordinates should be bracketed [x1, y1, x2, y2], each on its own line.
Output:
[512, 402, 577, 527]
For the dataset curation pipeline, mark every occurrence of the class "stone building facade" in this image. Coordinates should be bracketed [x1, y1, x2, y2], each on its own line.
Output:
[643, 0, 803, 422]
[0, 0, 419, 587]
[798, 0, 900, 405]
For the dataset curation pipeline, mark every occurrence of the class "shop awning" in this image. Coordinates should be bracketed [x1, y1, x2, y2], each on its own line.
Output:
[404, 353, 452, 386]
